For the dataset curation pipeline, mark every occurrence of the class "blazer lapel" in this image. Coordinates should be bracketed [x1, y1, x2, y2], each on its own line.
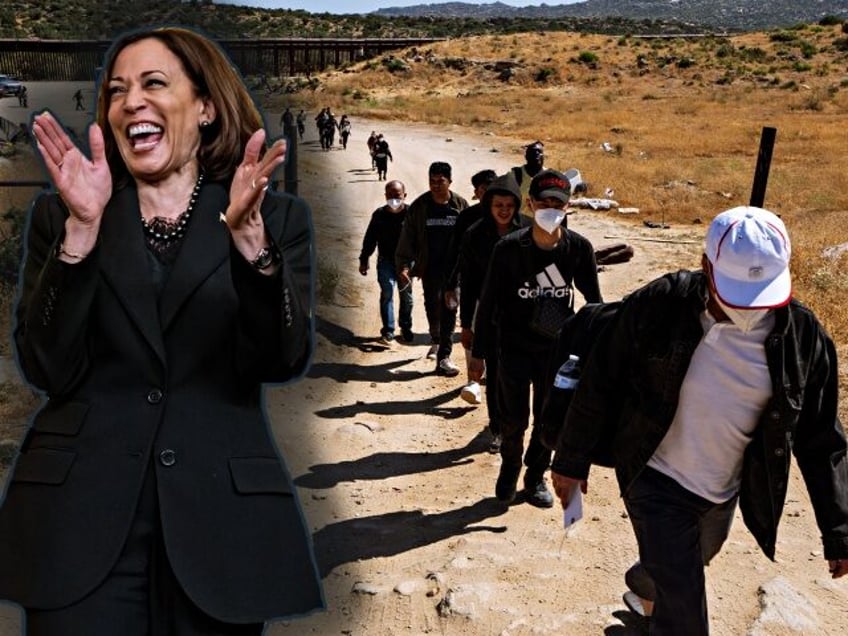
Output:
[159, 181, 231, 332]
[98, 185, 166, 365]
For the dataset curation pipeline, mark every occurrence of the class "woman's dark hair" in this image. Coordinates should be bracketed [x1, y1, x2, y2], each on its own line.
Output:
[96, 26, 264, 186]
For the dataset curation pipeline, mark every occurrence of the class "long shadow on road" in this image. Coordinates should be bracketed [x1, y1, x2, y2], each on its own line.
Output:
[296, 428, 490, 489]
[314, 386, 475, 420]
[312, 497, 509, 578]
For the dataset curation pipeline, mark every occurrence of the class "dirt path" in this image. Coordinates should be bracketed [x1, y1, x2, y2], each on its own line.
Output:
[261, 118, 848, 635]
[1, 112, 846, 635]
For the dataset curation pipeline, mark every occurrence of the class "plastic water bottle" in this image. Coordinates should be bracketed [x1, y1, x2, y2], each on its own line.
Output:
[553, 354, 580, 390]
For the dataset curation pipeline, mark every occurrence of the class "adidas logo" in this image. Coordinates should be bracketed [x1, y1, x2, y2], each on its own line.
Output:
[517, 263, 570, 299]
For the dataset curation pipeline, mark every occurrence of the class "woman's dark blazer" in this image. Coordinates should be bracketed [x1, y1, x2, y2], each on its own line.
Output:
[0, 181, 324, 623]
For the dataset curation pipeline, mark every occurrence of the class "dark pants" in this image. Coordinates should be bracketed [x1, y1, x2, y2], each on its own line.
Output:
[421, 274, 456, 361]
[25, 467, 263, 636]
[484, 344, 501, 436]
[623, 466, 737, 636]
[496, 346, 552, 485]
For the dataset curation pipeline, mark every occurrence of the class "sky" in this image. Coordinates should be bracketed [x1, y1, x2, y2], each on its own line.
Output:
[219, 1, 582, 14]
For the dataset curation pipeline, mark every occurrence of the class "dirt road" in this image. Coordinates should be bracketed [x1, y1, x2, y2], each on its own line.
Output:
[260, 119, 847, 635]
[1, 108, 846, 635]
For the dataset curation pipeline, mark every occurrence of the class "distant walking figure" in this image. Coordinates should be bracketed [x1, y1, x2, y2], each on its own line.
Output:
[72, 89, 84, 111]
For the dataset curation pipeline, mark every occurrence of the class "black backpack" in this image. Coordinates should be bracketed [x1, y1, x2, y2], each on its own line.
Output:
[538, 301, 622, 467]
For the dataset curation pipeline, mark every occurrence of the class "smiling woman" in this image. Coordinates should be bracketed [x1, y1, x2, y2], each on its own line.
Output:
[0, 26, 322, 634]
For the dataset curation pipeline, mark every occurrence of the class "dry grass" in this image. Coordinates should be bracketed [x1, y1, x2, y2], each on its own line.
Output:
[264, 24, 848, 416]
[275, 25, 848, 342]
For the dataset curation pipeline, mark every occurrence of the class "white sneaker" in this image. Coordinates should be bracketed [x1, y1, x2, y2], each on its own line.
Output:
[437, 358, 460, 377]
[460, 381, 482, 405]
[426, 344, 438, 359]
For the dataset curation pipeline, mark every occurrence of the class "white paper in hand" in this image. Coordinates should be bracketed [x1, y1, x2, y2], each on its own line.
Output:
[562, 489, 583, 529]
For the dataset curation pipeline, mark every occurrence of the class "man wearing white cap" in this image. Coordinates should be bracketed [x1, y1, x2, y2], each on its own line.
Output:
[550, 206, 848, 635]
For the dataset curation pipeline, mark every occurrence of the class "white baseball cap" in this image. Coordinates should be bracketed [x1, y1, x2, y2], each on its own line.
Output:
[705, 206, 792, 308]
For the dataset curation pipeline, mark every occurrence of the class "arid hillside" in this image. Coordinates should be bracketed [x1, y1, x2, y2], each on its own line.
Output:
[269, 23, 848, 403]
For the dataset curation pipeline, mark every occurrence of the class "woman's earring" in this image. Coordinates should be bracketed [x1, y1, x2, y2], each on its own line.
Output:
[200, 120, 210, 128]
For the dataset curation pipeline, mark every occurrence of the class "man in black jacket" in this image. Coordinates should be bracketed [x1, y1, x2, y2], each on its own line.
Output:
[471, 170, 601, 507]
[359, 180, 412, 343]
[552, 206, 848, 635]
[396, 162, 468, 375]
[459, 172, 524, 451]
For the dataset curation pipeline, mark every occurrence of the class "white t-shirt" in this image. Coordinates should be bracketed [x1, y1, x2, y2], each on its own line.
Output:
[647, 309, 774, 503]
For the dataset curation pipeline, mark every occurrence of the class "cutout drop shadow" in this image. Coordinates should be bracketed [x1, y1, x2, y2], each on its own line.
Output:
[312, 497, 509, 577]
[296, 428, 490, 489]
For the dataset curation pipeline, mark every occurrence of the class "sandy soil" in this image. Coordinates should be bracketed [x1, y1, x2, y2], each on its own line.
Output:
[1, 101, 846, 634]
[260, 119, 848, 635]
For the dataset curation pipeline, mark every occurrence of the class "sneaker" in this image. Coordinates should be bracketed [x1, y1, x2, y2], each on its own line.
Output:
[378, 332, 394, 345]
[623, 591, 647, 618]
[488, 433, 502, 454]
[460, 381, 482, 405]
[523, 481, 554, 508]
[436, 358, 460, 377]
[400, 329, 414, 343]
[426, 344, 438, 360]
[495, 464, 521, 502]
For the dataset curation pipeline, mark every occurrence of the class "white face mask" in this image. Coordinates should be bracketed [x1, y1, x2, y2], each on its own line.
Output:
[716, 297, 770, 333]
[534, 208, 567, 234]
[386, 198, 404, 211]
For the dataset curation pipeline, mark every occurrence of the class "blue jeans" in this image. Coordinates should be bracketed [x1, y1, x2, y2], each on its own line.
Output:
[623, 466, 737, 636]
[377, 259, 412, 335]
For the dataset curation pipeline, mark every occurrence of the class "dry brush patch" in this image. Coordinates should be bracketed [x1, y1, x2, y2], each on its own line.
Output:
[272, 25, 848, 416]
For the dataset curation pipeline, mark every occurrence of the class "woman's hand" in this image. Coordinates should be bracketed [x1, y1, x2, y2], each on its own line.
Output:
[223, 129, 287, 263]
[32, 112, 111, 254]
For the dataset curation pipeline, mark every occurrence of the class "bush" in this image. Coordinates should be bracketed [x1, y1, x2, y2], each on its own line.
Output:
[535, 67, 557, 82]
[799, 40, 817, 58]
[819, 15, 844, 26]
[0, 207, 25, 292]
[770, 31, 797, 43]
[834, 37, 848, 52]
[577, 51, 598, 65]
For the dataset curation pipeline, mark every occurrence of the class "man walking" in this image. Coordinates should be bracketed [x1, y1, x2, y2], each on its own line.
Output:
[510, 140, 546, 218]
[444, 169, 497, 403]
[359, 181, 413, 344]
[472, 170, 601, 506]
[552, 206, 848, 634]
[396, 162, 468, 375]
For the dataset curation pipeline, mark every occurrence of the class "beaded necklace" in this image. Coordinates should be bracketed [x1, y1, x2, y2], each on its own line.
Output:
[140, 171, 205, 244]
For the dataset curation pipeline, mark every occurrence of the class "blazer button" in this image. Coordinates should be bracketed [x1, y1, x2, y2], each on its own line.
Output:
[159, 449, 177, 466]
[147, 389, 163, 404]
[774, 448, 785, 457]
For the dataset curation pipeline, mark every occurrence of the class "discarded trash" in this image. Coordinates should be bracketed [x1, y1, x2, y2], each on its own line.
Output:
[643, 220, 670, 229]
[601, 142, 614, 153]
[565, 168, 584, 194]
[617, 207, 640, 214]
[570, 197, 618, 210]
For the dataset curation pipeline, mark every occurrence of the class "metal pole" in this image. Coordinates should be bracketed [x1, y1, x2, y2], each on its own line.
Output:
[749, 127, 776, 207]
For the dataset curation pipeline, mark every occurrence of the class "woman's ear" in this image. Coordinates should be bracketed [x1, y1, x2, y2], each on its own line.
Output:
[199, 98, 216, 127]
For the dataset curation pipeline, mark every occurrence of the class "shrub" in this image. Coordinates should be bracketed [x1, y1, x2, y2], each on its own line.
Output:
[677, 57, 695, 69]
[770, 31, 797, 43]
[535, 67, 557, 82]
[799, 40, 817, 58]
[834, 37, 848, 52]
[577, 51, 598, 65]
[819, 15, 844, 27]
[0, 207, 25, 293]
[715, 43, 735, 58]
